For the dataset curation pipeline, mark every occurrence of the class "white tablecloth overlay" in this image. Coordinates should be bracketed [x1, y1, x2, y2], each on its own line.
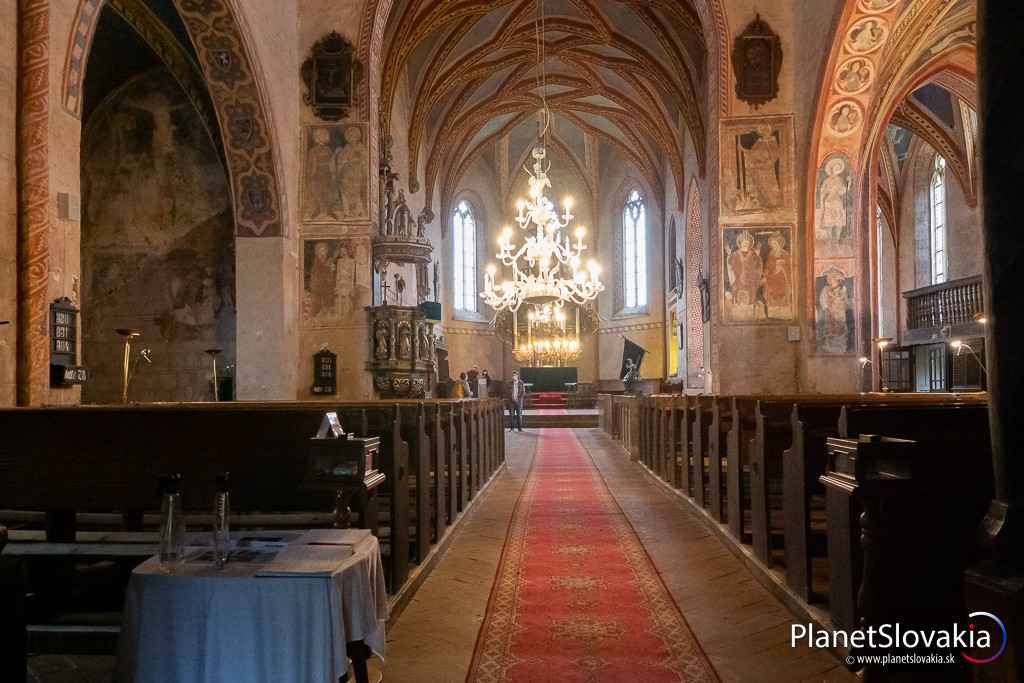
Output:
[116, 535, 387, 683]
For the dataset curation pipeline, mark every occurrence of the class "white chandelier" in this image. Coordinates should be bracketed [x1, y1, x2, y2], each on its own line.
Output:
[481, 145, 604, 313]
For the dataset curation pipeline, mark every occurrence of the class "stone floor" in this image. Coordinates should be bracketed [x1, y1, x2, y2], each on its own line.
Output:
[28, 427, 853, 682]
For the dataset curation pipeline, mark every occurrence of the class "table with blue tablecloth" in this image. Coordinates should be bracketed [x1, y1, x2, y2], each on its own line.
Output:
[116, 532, 387, 683]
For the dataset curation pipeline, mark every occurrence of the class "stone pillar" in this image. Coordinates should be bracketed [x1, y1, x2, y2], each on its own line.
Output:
[975, 0, 1024, 570]
[966, 5, 1024, 681]
[15, 0, 50, 406]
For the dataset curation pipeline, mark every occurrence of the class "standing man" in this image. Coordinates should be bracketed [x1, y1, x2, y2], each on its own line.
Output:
[467, 364, 480, 397]
[509, 371, 525, 432]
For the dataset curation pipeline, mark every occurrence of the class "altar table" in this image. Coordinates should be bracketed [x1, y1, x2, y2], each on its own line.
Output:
[115, 533, 387, 683]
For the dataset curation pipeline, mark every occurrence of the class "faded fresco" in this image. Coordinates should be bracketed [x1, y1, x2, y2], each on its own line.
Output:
[814, 153, 855, 259]
[302, 238, 371, 325]
[722, 226, 794, 323]
[814, 260, 856, 354]
[81, 68, 235, 403]
[302, 123, 370, 222]
[720, 116, 793, 220]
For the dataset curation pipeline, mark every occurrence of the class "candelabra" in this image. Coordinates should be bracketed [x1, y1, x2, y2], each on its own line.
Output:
[481, 146, 603, 313]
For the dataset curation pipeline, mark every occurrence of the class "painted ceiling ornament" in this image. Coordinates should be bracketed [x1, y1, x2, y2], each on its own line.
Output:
[835, 56, 874, 95]
[858, 0, 900, 14]
[846, 16, 889, 55]
[827, 100, 864, 137]
[731, 14, 783, 109]
[302, 32, 361, 122]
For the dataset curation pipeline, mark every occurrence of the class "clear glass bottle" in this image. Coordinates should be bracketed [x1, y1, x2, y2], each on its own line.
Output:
[158, 473, 186, 571]
[213, 472, 231, 568]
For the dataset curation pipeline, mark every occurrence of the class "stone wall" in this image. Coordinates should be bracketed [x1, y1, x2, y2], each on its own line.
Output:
[295, 0, 371, 400]
[80, 68, 235, 403]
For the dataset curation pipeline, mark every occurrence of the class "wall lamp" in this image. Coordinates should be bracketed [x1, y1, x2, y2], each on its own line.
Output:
[950, 339, 988, 375]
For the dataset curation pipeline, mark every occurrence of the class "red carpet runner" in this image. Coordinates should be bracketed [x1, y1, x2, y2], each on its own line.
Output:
[468, 429, 719, 682]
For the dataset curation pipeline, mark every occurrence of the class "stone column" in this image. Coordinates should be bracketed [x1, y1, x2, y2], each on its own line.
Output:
[976, 0, 1024, 570]
[966, 4, 1024, 681]
[15, 0, 50, 406]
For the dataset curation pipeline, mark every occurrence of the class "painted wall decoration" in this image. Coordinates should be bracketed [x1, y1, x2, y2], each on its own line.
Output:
[814, 153, 855, 259]
[301, 123, 370, 223]
[859, 0, 899, 13]
[827, 100, 863, 136]
[845, 17, 888, 54]
[81, 67, 236, 403]
[814, 260, 856, 355]
[722, 226, 794, 323]
[719, 116, 793, 220]
[302, 238, 371, 325]
[171, 0, 284, 238]
[835, 57, 873, 95]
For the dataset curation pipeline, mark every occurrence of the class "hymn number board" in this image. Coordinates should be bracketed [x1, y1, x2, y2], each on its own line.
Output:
[50, 297, 87, 387]
[51, 298, 77, 363]
[313, 346, 337, 395]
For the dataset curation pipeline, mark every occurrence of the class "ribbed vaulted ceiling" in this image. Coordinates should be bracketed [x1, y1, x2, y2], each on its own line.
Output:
[380, 0, 708, 213]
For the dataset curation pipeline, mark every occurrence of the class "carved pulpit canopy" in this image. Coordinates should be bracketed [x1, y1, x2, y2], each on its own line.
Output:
[732, 15, 783, 109]
[374, 135, 433, 265]
[302, 32, 361, 121]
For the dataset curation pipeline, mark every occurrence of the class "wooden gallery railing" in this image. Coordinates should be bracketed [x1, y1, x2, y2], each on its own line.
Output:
[903, 275, 984, 344]
[597, 392, 992, 665]
[0, 398, 506, 670]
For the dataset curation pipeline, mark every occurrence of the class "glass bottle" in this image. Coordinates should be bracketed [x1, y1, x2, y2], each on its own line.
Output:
[158, 473, 186, 571]
[213, 472, 231, 568]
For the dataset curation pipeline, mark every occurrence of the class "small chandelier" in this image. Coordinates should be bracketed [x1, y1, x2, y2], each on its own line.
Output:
[512, 302, 583, 367]
[481, 145, 604, 313]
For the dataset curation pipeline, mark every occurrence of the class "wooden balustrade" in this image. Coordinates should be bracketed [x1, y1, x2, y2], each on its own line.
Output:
[903, 275, 984, 343]
[599, 392, 991, 666]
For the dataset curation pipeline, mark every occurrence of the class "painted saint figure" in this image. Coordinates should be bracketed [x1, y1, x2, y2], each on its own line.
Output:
[305, 128, 337, 220]
[333, 125, 368, 219]
[830, 104, 860, 134]
[741, 125, 782, 209]
[818, 157, 850, 242]
[727, 231, 763, 316]
[839, 59, 870, 92]
[850, 19, 883, 52]
[308, 242, 338, 318]
[763, 232, 791, 318]
[818, 267, 851, 353]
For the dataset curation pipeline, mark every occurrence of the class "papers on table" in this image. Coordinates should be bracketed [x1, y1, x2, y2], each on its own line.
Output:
[299, 528, 371, 546]
[188, 548, 280, 564]
[256, 543, 354, 577]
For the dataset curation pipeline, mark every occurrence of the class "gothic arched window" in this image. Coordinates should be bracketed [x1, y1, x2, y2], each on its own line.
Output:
[453, 200, 477, 312]
[622, 189, 647, 309]
[930, 155, 946, 284]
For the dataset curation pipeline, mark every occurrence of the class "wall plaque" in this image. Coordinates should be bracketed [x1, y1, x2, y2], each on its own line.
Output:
[302, 32, 360, 121]
[732, 15, 783, 108]
[313, 346, 338, 395]
[50, 297, 86, 387]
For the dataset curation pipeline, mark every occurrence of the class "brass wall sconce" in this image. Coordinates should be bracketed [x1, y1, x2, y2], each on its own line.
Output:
[950, 339, 988, 375]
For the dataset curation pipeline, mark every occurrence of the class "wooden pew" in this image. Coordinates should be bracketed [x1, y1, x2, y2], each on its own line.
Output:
[0, 398, 506, 665]
[724, 393, 987, 599]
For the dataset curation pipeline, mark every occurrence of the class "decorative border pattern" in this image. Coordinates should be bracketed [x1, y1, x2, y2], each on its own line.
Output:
[170, 0, 283, 238]
[61, 0, 101, 118]
[17, 0, 51, 405]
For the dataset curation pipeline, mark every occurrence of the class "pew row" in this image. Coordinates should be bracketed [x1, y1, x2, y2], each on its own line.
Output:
[0, 398, 505, 670]
[599, 392, 992, 665]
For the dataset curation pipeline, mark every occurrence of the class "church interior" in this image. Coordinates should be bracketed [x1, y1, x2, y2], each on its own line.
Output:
[1, 0, 1020, 681]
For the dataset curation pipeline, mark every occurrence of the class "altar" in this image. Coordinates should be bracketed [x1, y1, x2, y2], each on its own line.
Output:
[520, 367, 578, 393]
